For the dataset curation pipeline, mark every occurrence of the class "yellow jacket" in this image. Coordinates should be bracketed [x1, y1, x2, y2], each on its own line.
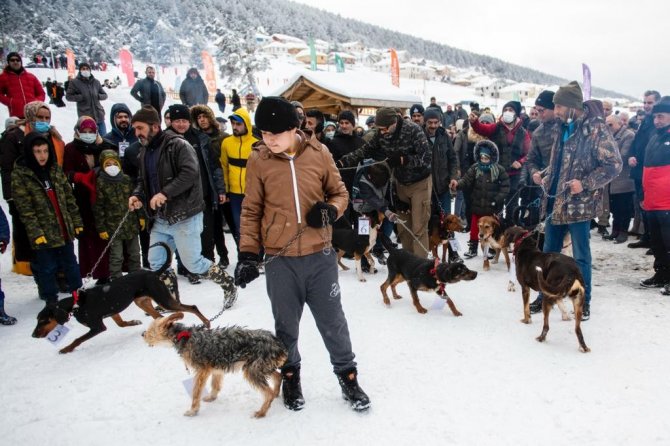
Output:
[220, 108, 258, 194]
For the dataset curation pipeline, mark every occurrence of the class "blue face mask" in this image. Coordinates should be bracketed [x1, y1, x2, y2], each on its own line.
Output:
[34, 121, 50, 133]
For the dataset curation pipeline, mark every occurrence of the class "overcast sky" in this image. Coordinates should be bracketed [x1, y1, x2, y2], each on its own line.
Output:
[291, 0, 667, 99]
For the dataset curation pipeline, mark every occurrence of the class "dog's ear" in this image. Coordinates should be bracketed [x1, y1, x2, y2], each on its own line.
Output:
[165, 312, 184, 326]
[54, 307, 70, 325]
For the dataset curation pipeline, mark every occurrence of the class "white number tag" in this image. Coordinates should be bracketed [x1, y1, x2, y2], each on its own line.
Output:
[509, 259, 517, 279]
[46, 324, 70, 346]
[431, 297, 447, 311]
[358, 217, 370, 235]
[183, 377, 195, 397]
[118, 141, 129, 157]
[449, 238, 462, 251]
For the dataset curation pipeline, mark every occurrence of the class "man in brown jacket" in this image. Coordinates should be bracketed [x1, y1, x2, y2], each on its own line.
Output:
[234, 97, 370, 413]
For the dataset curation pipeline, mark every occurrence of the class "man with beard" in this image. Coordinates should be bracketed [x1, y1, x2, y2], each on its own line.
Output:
[103, 103, 138, 158]
[532, 82, 621, 321]
[128, 106, 236, 308]
[130, 66, 166, 115]
[0, 52, 45, 118]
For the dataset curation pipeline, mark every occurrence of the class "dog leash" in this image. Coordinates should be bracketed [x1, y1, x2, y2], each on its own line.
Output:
[336, 157, 389, 171]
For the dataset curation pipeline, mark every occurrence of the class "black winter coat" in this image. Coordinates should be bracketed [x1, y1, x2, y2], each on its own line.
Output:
[428, 126, 458, 195]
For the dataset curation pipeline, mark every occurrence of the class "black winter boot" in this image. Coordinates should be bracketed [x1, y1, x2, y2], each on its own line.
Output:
[529, 296, 543, 314]
[281, 366, 305, 411]
[640, 270, 670, 288]
[336, 367, 371, 412]
[205, 264, 237, 309]
[463, 240, 478, 259]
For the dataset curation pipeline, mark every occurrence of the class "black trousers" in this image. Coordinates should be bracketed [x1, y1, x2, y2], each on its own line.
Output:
[610, 192, 634, 233]
[648, 210, 670, 272]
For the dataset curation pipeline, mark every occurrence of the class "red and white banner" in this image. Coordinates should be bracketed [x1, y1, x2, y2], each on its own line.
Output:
[201, 50, 217, 95]
[119, 49, 135, 88]
[390, 48, 400, 87]
[66, 49, 75, 79]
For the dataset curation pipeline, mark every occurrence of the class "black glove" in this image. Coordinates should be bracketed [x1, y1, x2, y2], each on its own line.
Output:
[393, 199, 411, 213]
[234, 252, 260, 289]
[305, 201, 338, 228]
[386, 153, 403, 168]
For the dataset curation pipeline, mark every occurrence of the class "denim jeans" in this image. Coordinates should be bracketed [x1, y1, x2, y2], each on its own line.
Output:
[228, 193, 243, 246]
[454, 190, 466, 222]
[149, 213, 212, 274]
[96, 121, 107, 136]
[32, 242, 82, 303]
[543, 216, 592, 303]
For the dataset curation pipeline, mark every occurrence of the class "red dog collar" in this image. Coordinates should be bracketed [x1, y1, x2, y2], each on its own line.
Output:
[429, 258, 447, 297]
[176, 330, 191, 342]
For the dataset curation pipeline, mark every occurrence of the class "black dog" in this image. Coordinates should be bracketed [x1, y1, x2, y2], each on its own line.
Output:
[32, 242, 210, 354]
[332, 212, 384, 282]
[379, 234, 477, 315]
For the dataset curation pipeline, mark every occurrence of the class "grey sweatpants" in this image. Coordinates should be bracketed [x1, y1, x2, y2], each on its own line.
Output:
[265, 250, 356, 374]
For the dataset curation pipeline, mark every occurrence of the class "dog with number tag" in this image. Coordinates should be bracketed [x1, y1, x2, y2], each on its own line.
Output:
[31, 242, 210, 354]
[331, 211, 384, 282]
[142, 312, 287, 418]
[428, 212, 464, 263]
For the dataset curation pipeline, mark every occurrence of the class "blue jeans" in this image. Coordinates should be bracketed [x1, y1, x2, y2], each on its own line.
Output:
[149, 213, 212, 274]
[228, 193, 243, 246]
[454, 190, 466, 222]
[32, 242, 82, 303]
[436, 191, 452, 215]
[543, 216, 592, 303]
[96, 121, 107, 136]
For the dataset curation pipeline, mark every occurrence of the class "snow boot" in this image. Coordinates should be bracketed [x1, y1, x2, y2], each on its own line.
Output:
[336, 367, 371, 412]
[281, 366, 305, 411]
[448, 245, 463, 264]
[371, 247, 387, 265]
[640, 270, 670, 288]
[614, 232, 628, 244]
[204, 263, 237, 309]
[581, 303, 590, 321]
[463, 240, 478, 259]
[0, 288, 16, 326]
[529, 296, 543, 314]
[661, 284, 670, 296]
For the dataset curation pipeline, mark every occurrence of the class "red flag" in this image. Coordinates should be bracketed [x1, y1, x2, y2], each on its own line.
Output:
[66, 49, 75, 79]
[119, 49, 135, 87]
[390, 48, 400, 87]
[201, 51, 217, 95]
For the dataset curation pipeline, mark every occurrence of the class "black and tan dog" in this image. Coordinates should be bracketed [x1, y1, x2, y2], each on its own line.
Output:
[428, 213, 463, 263]
[143, 312, 287, 418]
[477, 215, 515, 272]
[509, 229, 590, 353]
[379, 234, 477, 315]
[32, 242, 210, 354]
[332, 211, 384, 282]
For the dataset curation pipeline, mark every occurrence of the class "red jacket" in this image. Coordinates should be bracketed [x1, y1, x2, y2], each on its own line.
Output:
[0, 67, 45, 118]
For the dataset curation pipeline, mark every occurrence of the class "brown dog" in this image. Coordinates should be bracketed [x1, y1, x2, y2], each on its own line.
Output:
[509, 230, 589, 353]
[143, 313, 287, 417]
[429, 213, 463, 262]
[477, 216, 514, 272]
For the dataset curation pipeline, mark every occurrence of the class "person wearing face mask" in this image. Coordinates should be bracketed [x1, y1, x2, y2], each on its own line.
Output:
[531, 81, 621, 321]
[469, 100, 530, 221]
[0, 101, 65, 275]
[323, 121, 337, 140]
[66, 63, 108, 135]
[63, 116, 117, 284]
[93, 150, 143, 280]
[0, 52, 45, 119]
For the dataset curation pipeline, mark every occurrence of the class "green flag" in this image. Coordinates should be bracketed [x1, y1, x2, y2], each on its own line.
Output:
[308, 38, 316, 71]
[335, 54, 345, 73]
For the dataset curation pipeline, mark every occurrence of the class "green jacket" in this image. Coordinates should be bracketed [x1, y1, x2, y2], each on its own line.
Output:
[11, 160, 82, 249]
[94, 172, 141, 240]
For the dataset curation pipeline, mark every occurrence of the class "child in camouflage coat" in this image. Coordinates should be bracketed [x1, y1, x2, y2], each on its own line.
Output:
[11, 132, 83, 305]
[93, 150, 143, 280]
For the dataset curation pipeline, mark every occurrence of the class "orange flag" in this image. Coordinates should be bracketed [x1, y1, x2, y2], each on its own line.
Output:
[201, 51, 217, 95]
[66, 49, 75, 79]
[390, 48, 400, 87]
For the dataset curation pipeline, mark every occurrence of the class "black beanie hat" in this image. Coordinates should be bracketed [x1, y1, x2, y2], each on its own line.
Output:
[255, 96, 300, 133]
[553, 81, 583, 109]
[168, 104, 190, 122]
[131, 105, 160, 125]
[410, 104, 425, 115]
[6, 52, 21, 63]
[503, 101, 522, 117]
[651, 96, 670, 114]
[535, 90, 555, 110]
[424, 108, 442, 122]
[79, 62, 91, 71]
[337, 110, 356, 126]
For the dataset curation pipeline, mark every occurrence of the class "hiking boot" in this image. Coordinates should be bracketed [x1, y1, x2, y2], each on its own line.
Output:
[661, 284, 670, 296]
[218, 256, 230, 269]
[186, 273, 201, 285]
[0, 308, 17, 326]
[581, 303, 590, 321]
[205, 263, 237, 309]
[597, 225, 609, 237]
[602, 231, 618, 241]
[640, 272, 669, 288]
[448, 250, 463, 264]
[628, 239, 651, 249]
[281, 366, 305, 411]
[463, 240, 478, 259]
[371, 248, 387, 265]
[336, 367, 371, 412]
[613, 233, 628, 244]
[486, 248, 495, 260]
[529, 296, 543, 314]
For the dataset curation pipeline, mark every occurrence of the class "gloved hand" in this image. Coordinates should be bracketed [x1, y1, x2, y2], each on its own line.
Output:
[35, 236, 47, 245]
[234, 252, 260, 289]
[394, 199, 411, 213]
[75, 227, 84, 237]
[384, 209, 398, 223]
[99, 232, 109, 240]
[305, 201, 338, 228]
[0, 239, 8, 254]
[386, 153, 403, 168]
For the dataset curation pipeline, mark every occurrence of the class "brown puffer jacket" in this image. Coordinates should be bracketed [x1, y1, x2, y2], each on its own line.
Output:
[239, 130, 348, 257]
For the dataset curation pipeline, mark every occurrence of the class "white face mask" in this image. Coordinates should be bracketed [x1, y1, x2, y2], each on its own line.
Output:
[502, 111, 515, 124]
[104, 165, 121, 177]
[325, 131, 335, 140]
[79, 133, 97, 144]
[80, 70, 91, 78]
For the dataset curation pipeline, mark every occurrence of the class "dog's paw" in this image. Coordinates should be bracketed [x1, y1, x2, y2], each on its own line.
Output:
[59, 346, 74, 354]
[520, 318, 531, 324]
[393, 294, 403, 300]
[507, 281, 516, 292]
[128, 320, 142, 326]
[358, 277, 367, 283]
[535, 335, 546, 343]
[184, 409, 199, 417]
[561, 314, 572, 321]
[483, 264, 490, 271]
[341, 265, 350, 271]
[580, 346, 591, 353]
[253, 410, 267, 418]
[417, 307, 428, 314]
[203, 395, 217, 402]
[492, 259, 499, 264]
[453, 311, 463, 317]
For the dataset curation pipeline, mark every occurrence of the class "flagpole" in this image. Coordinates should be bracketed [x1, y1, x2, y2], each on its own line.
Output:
[48, 34, 57, 81]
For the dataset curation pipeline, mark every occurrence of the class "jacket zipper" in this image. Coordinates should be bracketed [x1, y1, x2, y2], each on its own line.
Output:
[288, 157, 301, 225]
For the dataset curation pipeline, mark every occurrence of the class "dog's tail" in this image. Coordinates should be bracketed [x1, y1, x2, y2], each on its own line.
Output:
[534, 266, 581, 298]
[378, 232, 398, 254]
[150, 242, 172, 276]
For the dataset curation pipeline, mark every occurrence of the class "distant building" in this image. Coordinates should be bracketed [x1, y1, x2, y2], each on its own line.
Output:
[295, 49, 328, 65]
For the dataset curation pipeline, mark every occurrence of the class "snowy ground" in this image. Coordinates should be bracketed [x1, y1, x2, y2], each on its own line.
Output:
[1, 70, 669, 446]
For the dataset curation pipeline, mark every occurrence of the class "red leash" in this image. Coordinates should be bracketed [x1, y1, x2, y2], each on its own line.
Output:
[429, 258, 447, 297]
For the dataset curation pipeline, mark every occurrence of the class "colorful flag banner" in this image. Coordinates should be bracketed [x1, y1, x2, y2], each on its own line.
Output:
[118, 49, 135, 87]
[201, 50, 217, 94]
[66, 49, 75, 79]
[390, 49, 399, 87]
[309, 38, 317, 71]
[335, 54, 345, 73]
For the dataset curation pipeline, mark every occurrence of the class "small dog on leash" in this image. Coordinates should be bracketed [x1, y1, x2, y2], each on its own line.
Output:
[332, 212, 384, 282]
[428, 213, 463, 263]
[143, 312, 288, 417]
